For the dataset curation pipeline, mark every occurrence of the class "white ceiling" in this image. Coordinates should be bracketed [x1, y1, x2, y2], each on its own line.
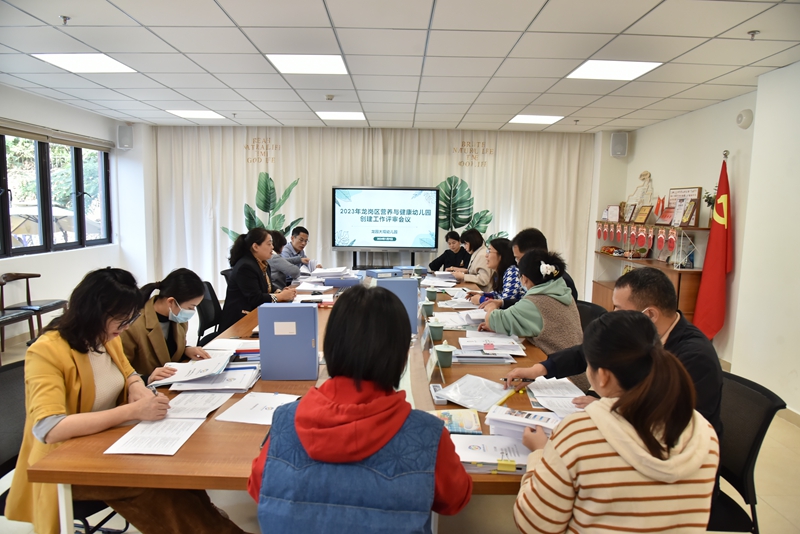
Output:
[1, 0, 799, 132]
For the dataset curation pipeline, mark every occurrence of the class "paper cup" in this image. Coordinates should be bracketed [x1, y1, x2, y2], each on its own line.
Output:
[422, 300, 434, 317]
[426, 288, 438, 302]
[429, 322, 443, 341]
[435, 342, 454, 368]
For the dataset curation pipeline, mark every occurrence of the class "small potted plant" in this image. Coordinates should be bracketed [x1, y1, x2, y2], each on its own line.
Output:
[703, 186, 717, 226]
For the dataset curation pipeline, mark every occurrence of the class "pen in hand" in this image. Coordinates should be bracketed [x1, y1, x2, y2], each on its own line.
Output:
[499, 378, 534, 383]
[147, 385, 159, 396]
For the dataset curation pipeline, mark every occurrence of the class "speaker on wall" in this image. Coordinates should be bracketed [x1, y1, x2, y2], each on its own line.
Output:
[611, 132, 628, 158]
[117, 124, 133, 150]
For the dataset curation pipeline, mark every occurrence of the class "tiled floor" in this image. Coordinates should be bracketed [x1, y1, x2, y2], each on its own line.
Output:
[2, 338, 799, 533]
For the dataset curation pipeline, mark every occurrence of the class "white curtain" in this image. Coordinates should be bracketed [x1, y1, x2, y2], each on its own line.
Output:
[154, 127, 594, 297]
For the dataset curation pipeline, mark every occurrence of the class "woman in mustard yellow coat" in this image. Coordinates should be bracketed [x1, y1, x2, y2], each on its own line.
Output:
[6, 268, 245, 534]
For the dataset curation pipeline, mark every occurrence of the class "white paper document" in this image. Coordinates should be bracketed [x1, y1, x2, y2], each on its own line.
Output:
[215, 392, 300, 425]
[295, 282, 329, 292]
[433, 272, 457, 281]
[202, 338, 244, 351]
[535, 397, 583, 418]
[526, 377, 586, 418]
[104, 419, 204, 456]
[458, 337, 525, 356]
[437, 299, 478, 310]
[450, 434, 527, 473]
[444, 288, 469, 299]
[169, 369, 259, 392]
[439, 374, 508, 412]
[420, 277, 456, 288]
[164, 392, 234, 419]
[312, 267, 349, 278]
[294, 294, 334, 303]
[149, 354, 232, 387]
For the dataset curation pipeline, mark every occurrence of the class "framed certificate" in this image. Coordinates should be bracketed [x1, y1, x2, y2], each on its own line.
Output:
[633, 205, 653, 224]
[680, 200, 697, 227]
[607, 205, 620, 222]
[624, 203, 637, 223]
[668, 187, 702, 227]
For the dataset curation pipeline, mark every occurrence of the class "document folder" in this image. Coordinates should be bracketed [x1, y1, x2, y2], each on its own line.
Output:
[258, 303, 319, 381]
[366, 268, 401, 279]
[376, 277, 419, 333]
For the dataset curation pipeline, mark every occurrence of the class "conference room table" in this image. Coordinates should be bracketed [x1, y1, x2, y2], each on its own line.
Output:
[26, 281, 547, 532]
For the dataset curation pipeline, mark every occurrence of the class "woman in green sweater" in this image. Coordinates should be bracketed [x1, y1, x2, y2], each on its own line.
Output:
[481, 249, 583, 356]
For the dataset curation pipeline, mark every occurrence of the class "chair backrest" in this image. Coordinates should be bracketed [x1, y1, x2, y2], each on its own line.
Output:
[196, 282, 222, 340]
[0, 360, 26, 479]
[575, 300, 607, 332]
[1, 273, 39, 305]
[220, 269, 233, 286]
[719, 371, 785, 505]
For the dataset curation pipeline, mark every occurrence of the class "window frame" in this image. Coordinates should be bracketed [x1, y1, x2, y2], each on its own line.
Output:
[0, 134, 112, 258]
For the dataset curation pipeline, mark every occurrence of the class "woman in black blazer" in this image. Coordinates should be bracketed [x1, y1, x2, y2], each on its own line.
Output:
[219, 228, 297, 332]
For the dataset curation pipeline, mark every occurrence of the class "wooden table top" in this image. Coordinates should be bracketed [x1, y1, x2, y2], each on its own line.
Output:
[28, 282, 545, 496]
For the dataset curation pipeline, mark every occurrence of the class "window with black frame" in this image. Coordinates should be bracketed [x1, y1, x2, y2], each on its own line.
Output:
[1, 133, 111, 256]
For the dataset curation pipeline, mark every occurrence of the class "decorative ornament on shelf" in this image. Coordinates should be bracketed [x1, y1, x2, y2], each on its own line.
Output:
[704, 185, 718, 227]
[627, 171, 654, 209]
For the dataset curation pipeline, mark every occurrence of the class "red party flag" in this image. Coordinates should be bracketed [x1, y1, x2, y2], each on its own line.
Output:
[694, 160, 733, 339]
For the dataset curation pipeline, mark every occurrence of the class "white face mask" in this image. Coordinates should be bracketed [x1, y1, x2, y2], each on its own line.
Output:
[169, 302, 196, 324]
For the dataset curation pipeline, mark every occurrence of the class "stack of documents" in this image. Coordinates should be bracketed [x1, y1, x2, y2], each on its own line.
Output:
[444, 288, 469, 299]
[293, 293, 334, 304]
[311, 266, 350, 278]
[527, 377, 585, 418]
[215, 392, 300, 425]
[170, 361, 261, 392]
[437, 299, 478, 310]
[427, 409, 482, 435]
[148, 354, 233, 387]
[458, 332, 526, 356]
[420, 277, 456, 288]
[450, 434, 528, 475]
[452, 351, 515, 364]
[439, 374, 509, 412]
[485, 405, 561, 440]
[295, 281, 329, 292]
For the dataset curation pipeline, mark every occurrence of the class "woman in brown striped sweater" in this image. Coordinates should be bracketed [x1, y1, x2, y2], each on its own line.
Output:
[514, 311, 719, 533]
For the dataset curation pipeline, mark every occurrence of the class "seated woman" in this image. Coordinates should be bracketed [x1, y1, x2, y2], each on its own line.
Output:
[448, 228, 492, 292]
[515, 311, 719, 533]
[481, 249, 582, 356]
[468, 237, 525, 305]
[428, 230, 471, 271]
[267, 230, 301, 290]
[6, 268, 245, 534]
[121, 267, 210, 384]
[248, 285, 473, 532]
[219, 228, 296, 332]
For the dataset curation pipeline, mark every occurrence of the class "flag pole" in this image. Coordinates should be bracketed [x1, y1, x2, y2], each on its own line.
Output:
[723, 150, 729, 160]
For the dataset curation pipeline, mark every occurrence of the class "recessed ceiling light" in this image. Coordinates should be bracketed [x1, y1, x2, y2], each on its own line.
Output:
[567, 60, 661, 81]
[166, 110, 225, 119]
[509, 115, 563, 125]
[32, 53, 135, 73]
[266, 55, 348, 75]
[316, 112, 366, 121]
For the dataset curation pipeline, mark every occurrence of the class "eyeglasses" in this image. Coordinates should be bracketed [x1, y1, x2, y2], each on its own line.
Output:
[295, 237, 309, 244]
[118, 312, 141, 328]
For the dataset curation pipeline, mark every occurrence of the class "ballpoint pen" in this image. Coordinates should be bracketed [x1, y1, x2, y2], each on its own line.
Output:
[147, 385, 158, 396]
[499, 378, 534, 383]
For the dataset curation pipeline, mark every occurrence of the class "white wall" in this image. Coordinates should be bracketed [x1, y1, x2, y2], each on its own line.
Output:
[616, 91, 758, 365]
[730, 61, 800, 413]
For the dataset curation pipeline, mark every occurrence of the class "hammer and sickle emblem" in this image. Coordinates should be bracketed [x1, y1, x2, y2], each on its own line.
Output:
[713, 194, 728, 229]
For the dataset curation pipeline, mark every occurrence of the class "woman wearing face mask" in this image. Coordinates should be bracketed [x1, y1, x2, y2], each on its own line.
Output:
[121, 268, 210, 384]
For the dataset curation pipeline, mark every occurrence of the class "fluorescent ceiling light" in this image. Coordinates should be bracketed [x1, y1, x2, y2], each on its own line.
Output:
[509, 115, 563, 125]
[316, 112, 366, 121]
[166, 110, 225, 119]
[32, 53, 135, 73]
[267, 54, 348, 75]
[567, 60, 661, 81]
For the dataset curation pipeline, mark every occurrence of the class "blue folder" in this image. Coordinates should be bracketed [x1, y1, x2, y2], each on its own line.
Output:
[258, 303, 319, 381]
[376, 277, 420, 334]
[366, 268, 401, 279]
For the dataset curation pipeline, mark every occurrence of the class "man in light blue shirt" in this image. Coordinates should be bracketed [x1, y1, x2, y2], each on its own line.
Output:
[282, 226, 322, 270]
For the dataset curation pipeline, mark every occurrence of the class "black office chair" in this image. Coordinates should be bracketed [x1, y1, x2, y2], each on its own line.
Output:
[220, 269, 233, 286]
[196, 282, 223, 346]
[576, 300, 607, 332]
[0, 360, 129, 534]
[707, 372, 786, 534]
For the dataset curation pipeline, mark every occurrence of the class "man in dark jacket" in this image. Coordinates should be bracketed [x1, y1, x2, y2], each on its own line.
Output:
[505, 267, 723, 440]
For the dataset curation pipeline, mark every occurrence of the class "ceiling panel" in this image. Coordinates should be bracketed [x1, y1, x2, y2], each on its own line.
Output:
[417, 92, 478, 104]
[368, 121, 414, 128]
[415, 103, 471, 113]
[427, 31, 520, 57]
[197, 100, 258, 111]
[0, 54, 65, 73]
[175, 88, 244, 100]
[268, 111, 321, 120]
[143, 100, 204, 110]
[529, 0, 662, 33]
[0, 73, 41, 87]
[571, 107, 636, 118]
[62, 27, 175, 53]
[243, 28, 340, 55]
[637, 63, 738, 84]
[233, 118, 283, 126]
[115, 88, 188, 100]
[510, 33, 614, 59]
[587, 95, 661, 109]
[495, 58, 582, 78]
[56, 88, 130, 99]
[346, 56, 423, 76]
[603, 118, 660, 128]
[129, 110, 190, 119]
[217, 0, 331, 27]
[622, 109, 684, 120]
[216, 73, 288, 89]
[626, 0, 772, 38]
[359, 91, 418, 103]
[519, 104, 580, 115]
[99, 100, 157, 110]
[109, 53, 205, 73]
[217, 111, 269, 119]
[0, 27, 95, 53]
[423, 57, 503, 77]
[148, 73, 227, 88]
[305, 101, 363, 112]
[147, 118, 196, 126]
[674, 38, 796, 66]
[593, 35, 707, 62]
[236, 89, 301, 101]
[751, 44, 800, 67]
[0, 2, 47, 26]
[483, 77, 558, 92]
[152, 28, 257, 54]
[110, 0, 234, 26]
[432, 0, 546, 31]
[419, 76, 489, 91]
[544, 124, 594, 132]
[352, 75, 420, 91]
[646, 98, 720, 111]
[282, 74, 354, 90]
[674, 84, 754, 100]
[468, 103, 526, 114]
[557, 116, 610, 126]
[457, 122, 507, 130]
[474, 92, 538, 104]
[80, 73, 166, 88]
[187, 54, 275, 74]
[707, 66, 774, 86]
[532, 93, 600, 106]
[610, 81, 696, 98]
[365, 112, 415, 121]
[546, 78, 627, 94]
[0, 44, 20, 53]
[9, 0, 138, 25]
[296, 89, 360, 102]
[278, 119, 326, 126]
[327, 0, 432, 29]
[501, 123, 548, 131]
[26, 87, 74, 99]
[361, 103, 416, 112]
[414, 121, 460, 129]
[337, 29, 428, 56]
[253, 102, 312, 112]
[461, 114, 514, 122]
[63, 100, 111, 110]
[14, 73, 103, 88]
[721, 4, 800, 41]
